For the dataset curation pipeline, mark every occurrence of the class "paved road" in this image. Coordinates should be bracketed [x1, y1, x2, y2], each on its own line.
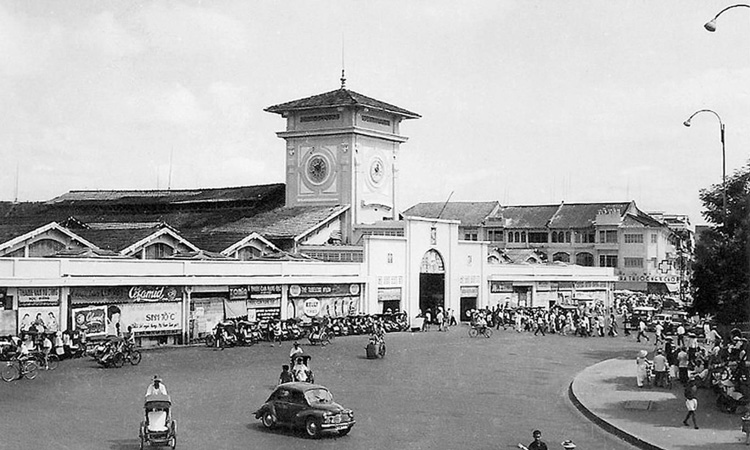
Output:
[0, 327, 646, 450]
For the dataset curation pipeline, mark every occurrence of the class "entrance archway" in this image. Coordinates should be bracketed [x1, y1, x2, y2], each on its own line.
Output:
[419, 249, 445, 316]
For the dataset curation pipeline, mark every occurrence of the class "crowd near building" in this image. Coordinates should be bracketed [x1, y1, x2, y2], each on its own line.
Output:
[0, 76, 692, 347]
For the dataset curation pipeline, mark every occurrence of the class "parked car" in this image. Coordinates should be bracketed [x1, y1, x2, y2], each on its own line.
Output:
[254, 382, 355, 438]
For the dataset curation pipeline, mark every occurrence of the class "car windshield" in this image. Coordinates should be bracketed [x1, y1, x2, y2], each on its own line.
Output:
[304, 388, 333, 405]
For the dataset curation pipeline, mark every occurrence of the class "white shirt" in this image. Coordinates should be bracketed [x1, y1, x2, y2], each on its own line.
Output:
[146, 383, 168, 397]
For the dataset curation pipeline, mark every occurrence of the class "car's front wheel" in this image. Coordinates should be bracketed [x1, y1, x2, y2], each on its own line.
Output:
[305, 417, 321, 438]
[339, 426, 353, 436]
[261, 411, 277, 429]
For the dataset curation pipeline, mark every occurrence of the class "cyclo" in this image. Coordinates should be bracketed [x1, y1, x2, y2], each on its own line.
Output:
[307, 321, 332, 346]
[291, 354, 314, 383]
[365, 334, 386, 359]
[139, 393, 177, 449]
[468, 317, 493, 338]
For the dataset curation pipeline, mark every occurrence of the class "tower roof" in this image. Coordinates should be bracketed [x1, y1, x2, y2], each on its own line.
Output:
[265, 88, 421, 119]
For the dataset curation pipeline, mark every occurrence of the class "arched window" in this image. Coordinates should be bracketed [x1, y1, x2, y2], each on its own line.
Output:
[553, 252, 570, 263]
[237, 246, 263, 261]
[144, 243, 174, 259]
[565, 231, 571, 243]
[551, 232, 558, 243]
[520, 232, 526, 243]
[420, 249, 445, 273]
[28, 239, 65, 257]
[575, 252, 594, 267]
[488, 255, 500, 264]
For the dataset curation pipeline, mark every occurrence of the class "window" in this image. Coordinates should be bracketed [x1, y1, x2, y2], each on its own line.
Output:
[651, 234, 657, 244]
[520, 232, 526, 243]
[599, 255, 618, 267]
[624, 234, 644, 244]
[144, 243, 174, 259]
[464, 232, 478, 241]
[565, 231, 571, 243]
[575, 230, 596, 243]
[553, 252, 570, 263]
[624, 257, 643, 268]
[576, 252, 594, 266]
[237, 246, 263, 260]
[387, 253, 393, 264]
[487, 229, 504, 242]
[528, 232, 548, 243]
[28, 239, 65, 257]
[599, 230, 618, 243]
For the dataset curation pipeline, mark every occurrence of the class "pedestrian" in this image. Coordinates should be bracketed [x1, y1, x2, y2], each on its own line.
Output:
[424, 309, 431, 332]
[741, 411, 750, 445]
[448, 308, 457, 327]
[676, 323, 686, 347]
[608, 313, 618, 337]
[652, 348, 667, 388]
[654, 321, 664, 348]
[279, 364, 293, 384]
[534, 315, 546, 336]
[637, 319, 650, 343]
[677, 347, 690, 384]
[636, 349, 649, 388]
[436, 308, 445, 332]
[517, 429, 548, 450]
[683, 390, 699, 429]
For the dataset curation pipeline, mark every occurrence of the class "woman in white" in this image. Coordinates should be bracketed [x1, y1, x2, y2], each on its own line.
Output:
[636, 349, 649, 388]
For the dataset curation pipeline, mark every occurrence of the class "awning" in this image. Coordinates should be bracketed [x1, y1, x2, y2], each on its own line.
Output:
[615, 281, 647, 292]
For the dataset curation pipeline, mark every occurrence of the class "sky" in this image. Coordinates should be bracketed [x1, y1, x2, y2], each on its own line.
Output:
[2, 1, 750, 227]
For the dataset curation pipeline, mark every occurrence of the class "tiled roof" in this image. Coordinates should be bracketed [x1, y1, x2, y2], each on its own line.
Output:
[488, 205, 561, 228]
[208, 205, 349, 240]
[72, 224, 170, 252]
[548, 202, 632, 228]
[501, 248, 545, 264]
[47, 184, 284, 205]
[403, 202, 499, 226]
[265, 88, 421, 119]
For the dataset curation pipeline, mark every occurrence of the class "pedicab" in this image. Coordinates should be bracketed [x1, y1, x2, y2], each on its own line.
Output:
[139, 393, 177, 449]
[365, 334, 386, 359]
[292, 354, 314, 383]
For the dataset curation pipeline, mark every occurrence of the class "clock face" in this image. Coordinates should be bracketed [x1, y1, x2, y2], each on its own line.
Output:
[307, 155, 328, 184]
[369, 157, 385, 185]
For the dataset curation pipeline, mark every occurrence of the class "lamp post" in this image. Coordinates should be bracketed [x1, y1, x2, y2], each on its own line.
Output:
[683, 109, 727, 224]
[704, 3, 750, 31]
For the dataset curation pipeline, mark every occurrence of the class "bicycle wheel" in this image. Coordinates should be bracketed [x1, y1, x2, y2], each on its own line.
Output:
[46, 354, 60, 370]
[23, 361, 39, 380]
[205, 335, 215, 348]
[468, 328, 478, 338]
[483, 328, 493, 338]
[129, 350, 142, 365]
[1, 362, 19, 382]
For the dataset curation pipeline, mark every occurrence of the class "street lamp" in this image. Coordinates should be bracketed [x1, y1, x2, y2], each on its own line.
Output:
[683, 109, 727, 224]
[704, 3, 750, 32]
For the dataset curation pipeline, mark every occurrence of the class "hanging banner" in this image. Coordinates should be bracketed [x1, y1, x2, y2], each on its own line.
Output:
[72, 306, 107, 338]
[120, 303, 182, 334]
[289, 284, 361, 298]
[18, 287, 60, 307]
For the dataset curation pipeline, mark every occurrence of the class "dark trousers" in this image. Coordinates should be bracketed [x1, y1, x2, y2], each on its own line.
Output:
[637, 330, 649, 342]
[534, 325, 546, 336]
[679, 367, 689, 384]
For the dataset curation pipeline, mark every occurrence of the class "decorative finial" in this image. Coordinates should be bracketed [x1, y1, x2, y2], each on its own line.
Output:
[340, 68, 346, 89]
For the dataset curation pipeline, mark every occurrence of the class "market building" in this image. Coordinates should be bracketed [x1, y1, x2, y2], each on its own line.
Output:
[0, 76, 631, 346]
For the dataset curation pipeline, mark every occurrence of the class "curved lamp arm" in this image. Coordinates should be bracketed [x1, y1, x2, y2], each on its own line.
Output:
[705, 3, 750, 31]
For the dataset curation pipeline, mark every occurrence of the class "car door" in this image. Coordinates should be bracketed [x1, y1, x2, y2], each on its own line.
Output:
[273, 388, 295, 423]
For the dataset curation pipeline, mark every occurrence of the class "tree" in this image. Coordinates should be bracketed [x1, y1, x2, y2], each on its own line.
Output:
[690, 161, 750, 325]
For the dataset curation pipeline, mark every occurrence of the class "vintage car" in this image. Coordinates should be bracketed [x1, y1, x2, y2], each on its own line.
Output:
[254, 382, 355, 438]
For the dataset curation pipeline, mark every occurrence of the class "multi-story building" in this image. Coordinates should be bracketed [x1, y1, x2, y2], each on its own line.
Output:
[405, 201, 691, 294]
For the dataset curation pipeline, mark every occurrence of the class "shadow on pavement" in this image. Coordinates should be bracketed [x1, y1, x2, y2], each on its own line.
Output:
[107, 438, 140, 450]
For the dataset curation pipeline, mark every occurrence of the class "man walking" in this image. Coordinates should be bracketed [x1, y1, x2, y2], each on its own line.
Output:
[637, 319, 650, 343]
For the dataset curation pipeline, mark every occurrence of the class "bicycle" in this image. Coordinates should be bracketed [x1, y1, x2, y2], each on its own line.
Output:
[30, 351, 59, 371]
[468, 325, 493, 338]
[1, 355, 39, 381]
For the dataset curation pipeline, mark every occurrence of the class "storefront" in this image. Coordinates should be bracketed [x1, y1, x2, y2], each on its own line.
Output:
[288, 284, 362, 320]
[0, 287, 13, 335]
[70, 286, 183, 346]
[459, 285, 479, 321]
[248, 285, 282, 322]
[377, 287, 402, 314]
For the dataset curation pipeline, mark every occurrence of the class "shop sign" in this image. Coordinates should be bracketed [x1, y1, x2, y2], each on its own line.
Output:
[253, 307, 280, 322]
[72, 306, 107, 337]
[378, 287, 402, 302]
[618, 274, 678, 283]
[537, 282, 550, 292]
[247, 298, 280, 308]
[229, 286, 248, 301]
[557, 282, 574, 290]
[490, 282, 513, 293]
[574, 281, 607, 289]
[303, 299, 321, 317]
[460, 286, 479, 297]
[249, 285, 282, 298]
[18, 287, 60, 306]
[289, 284, 361, 298]
[121, 303, 182, 333]
[70, 286, 181, 304]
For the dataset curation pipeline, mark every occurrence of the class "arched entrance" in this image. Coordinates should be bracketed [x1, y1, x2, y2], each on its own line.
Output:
[419, 249, 445, 316]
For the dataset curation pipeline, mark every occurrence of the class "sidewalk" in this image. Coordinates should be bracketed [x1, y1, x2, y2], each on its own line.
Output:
[570, 358, 748, 449]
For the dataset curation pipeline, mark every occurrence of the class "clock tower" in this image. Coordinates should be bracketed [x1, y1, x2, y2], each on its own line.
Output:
[265, 77, 420, 242]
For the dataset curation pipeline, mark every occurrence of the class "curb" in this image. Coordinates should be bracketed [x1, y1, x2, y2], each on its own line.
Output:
[568, 376, 666, 450]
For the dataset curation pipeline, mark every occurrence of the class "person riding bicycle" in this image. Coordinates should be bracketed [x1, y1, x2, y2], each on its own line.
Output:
[123, 325, 136, 352]
[289, 341, 303, 364]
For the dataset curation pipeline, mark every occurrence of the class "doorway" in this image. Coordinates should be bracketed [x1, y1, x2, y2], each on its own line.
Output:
[419, 249, 445, 316]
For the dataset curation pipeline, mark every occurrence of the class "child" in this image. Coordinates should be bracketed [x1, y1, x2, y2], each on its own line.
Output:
[279, 365, 293, 384]
[742, 411, 750, 445]
[683, 390, 698, 429]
